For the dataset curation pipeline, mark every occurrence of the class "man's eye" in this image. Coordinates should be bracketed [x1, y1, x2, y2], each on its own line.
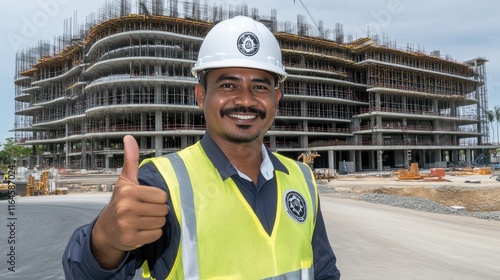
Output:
[254, 85, 270, 91]
[221, 83, 235, 88]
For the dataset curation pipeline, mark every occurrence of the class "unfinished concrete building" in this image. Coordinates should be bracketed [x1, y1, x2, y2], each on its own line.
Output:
[13, 0, 489, 172]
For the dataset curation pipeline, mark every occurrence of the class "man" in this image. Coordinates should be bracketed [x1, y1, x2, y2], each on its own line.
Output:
[63, 15, 340, 279]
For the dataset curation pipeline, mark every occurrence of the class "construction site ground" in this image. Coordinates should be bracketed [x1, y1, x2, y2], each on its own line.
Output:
[319, 171, 500, 212]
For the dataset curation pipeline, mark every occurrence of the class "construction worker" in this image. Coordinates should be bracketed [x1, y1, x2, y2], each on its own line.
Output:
[63, 16, 340, 279]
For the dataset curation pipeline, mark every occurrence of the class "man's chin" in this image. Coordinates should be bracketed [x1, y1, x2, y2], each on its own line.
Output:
[224, 132, 260, 144]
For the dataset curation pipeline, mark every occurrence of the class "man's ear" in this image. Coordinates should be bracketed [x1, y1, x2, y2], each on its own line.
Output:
[195, 84, 205, 110]
[275, 88, 282, 109]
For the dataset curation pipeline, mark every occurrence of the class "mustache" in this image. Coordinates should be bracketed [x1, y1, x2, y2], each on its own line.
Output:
[220, 106, 266, 119]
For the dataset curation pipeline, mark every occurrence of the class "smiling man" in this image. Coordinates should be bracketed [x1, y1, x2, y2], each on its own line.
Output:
[63, 15, 341, 279]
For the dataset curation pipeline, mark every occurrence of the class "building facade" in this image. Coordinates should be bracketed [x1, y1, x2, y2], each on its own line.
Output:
[13, 0, 488, 172]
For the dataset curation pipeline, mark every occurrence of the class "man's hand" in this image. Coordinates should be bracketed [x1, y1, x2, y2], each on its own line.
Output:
[91, 135, 168, 269]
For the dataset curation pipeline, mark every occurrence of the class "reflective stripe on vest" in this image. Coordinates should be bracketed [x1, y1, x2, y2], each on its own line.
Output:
[166, 153, 200, 280]
[297, 162, 317, 223]
[263, 267, 313, 280]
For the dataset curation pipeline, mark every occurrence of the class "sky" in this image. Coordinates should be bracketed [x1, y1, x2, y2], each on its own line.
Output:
[0, 0, 499, 145]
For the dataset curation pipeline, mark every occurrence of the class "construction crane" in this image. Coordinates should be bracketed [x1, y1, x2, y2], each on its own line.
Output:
[139, 2, 150, 16]
[293, 0, 321, 33]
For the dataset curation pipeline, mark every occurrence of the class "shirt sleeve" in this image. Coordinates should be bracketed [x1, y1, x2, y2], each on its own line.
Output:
[61, 220, 138, 280]
[312, 198, 341, 279]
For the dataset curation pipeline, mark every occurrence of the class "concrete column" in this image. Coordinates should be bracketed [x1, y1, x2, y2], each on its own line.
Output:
[328, 150, 334, 171]
[105, 115, 110, 131]
[181, 136, 188, 149]
[301, 100, 307, 117]
[301, 135, 308, 149]
[269, 135, 276, 151]
[356, 150, 362, 171]
[155, 136, 163, 157]
[155, 111, 162, 131]
[465, 149, 471, 166]
[155, 111, 163, 156]
[434, 149, 442, 164]
[155, 85, 162, 104]
[377, 150, 383, 171]
[349, 150, 355, 163]
[376, 132, 383, 146]
[105, 153, 109, 169]
[82, 138, 87, 170]
[90, 140, 95, 170]
[402, 96, 407, 113]
[452, 150, 459, 166]
[450, 103, 457, 118]
[371, 150, 376, 169]
[404, 149, 410, 169]
[375, 92, 381, 109]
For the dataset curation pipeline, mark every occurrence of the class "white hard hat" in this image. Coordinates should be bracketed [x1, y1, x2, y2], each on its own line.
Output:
[192, 15, 287, 83]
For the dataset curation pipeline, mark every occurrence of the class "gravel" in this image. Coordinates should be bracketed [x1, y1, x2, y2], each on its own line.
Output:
[317, 184, 500, 221]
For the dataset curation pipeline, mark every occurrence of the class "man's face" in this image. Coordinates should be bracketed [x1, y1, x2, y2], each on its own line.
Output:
[195, 67, 282, 144]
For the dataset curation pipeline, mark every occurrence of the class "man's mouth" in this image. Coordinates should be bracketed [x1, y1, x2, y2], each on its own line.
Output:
[220, 106, 266, 119]
[228, 114, 257, 120]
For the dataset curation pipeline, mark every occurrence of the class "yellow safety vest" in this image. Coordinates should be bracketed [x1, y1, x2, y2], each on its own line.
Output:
[141, 142, 318, 279]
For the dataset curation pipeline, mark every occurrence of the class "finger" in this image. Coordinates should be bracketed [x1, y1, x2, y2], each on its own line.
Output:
[135, 216, 167, 231]
[136, 186, 168, 205]
[135, 229, 164, 246]
[121, 135, 140, 184]
[135, 201, 169, 217]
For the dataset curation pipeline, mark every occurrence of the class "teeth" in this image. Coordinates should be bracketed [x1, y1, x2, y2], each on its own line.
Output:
[229, 114, 256, 120]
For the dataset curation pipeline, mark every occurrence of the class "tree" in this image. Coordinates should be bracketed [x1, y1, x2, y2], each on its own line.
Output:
[0, 138, 32, 167]
[495, 106, 500, 145]
[487, 109, 496, 144]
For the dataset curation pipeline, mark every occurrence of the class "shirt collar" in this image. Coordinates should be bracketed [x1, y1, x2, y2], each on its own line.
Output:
[199, 134, 288, 181]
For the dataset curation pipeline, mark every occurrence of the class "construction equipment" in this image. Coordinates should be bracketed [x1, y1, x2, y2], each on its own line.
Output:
[473, 167, 492, 175]
[314, 168, 337, 181]
[0, 183, 10, 199]
[396, 163, 429, 180]
[24, 170, 50, 196]
[298, 150, 321, 167]
[423, 168, 449, 182]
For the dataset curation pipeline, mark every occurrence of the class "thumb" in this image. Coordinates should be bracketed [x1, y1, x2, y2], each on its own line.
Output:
[120, 135, 139, 184]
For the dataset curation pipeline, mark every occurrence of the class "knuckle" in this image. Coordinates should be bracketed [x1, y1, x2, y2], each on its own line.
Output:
[115, 203, 133, 218]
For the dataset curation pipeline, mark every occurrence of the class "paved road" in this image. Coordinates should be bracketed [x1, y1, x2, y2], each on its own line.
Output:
[0, 193, 499, 279]
[321, 196, 500, 280]
[0, 194, 111, 280]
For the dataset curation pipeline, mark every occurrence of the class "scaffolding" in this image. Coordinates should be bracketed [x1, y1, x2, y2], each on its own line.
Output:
[11, 0, 487, 171]
[464, 58, 488, 144]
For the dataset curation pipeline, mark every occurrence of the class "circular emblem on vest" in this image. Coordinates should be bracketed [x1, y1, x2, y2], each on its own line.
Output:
[284, 190, 307, 223]
[237, 32, 260, 56]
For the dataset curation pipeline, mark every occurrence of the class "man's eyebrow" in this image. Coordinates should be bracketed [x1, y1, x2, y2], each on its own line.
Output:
[215, 74, 240, 83]
[214, 74, 273, 86]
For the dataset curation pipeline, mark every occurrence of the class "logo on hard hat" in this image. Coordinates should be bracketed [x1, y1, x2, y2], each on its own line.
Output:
[284, 190, 307, 223]
[237, 32, 260, 56]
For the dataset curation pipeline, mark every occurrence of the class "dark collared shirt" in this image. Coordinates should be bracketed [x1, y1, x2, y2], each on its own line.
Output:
[62, 134, 340, 279]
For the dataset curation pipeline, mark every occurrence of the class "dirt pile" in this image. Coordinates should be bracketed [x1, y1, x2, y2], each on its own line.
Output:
[362, 186, 500, 212]
[325, 173, 500, 212]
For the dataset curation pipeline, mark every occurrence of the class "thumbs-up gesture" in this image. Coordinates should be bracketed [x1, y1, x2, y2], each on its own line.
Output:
[91, 135, 168, 269]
